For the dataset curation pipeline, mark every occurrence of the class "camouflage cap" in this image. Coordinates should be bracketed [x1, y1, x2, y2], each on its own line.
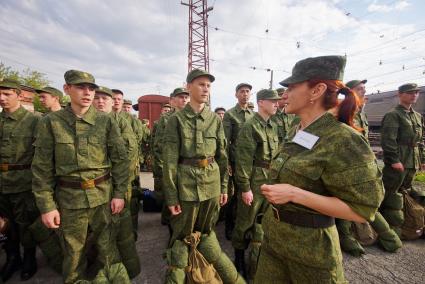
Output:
[0, 78, 21, 91]
[172, 87, 189, 97]
[186, 69, 215, 83]
[256, 89, 281, 101]
[235, 83, 252, 92]
[37, 86, 63, 97]
[123, 99, 132, 105]
[162, 103, 171, 108]
[276, 87, 286, 95]
[64, 69, 98, 88]
[280, 55, 346, 87]
[398, 83, 420, 93]
[95, 86, 113, 97]
[346, 79, 367, 89]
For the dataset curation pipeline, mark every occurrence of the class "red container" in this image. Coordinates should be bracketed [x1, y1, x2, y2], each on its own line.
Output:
[137, 94, 170, 129]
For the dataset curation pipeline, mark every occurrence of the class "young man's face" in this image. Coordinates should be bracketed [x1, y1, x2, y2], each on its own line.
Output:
[258, 99, 279, 116]
[174, 94, 190, 110]
[236, 87, 251, 105]
[123, 104, 132, 113]
[215, 110, 225, 120]
[112, 93, 124, 111]
[0, 88, 21, 110]
[161, 106, 171, 114]
[64, 83, 96, 108]
[93, 93, 113, 113]
[399, 90, 419, 106]
[187, 76, 211, 104]
[39, 92, 58, 109]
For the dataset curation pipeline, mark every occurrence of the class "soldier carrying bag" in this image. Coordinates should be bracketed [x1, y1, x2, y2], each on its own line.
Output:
[184, 232, 223, 284]
[401, 190, 425, 240]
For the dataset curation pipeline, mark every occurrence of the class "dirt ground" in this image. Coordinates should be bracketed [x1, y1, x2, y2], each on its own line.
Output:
[2, 172, 425, 283]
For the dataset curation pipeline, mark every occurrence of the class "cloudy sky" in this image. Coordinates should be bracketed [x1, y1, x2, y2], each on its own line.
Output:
[1, 0, 424, 111]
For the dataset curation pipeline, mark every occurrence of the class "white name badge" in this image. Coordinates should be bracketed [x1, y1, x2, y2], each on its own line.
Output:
[292, 130, 319, 150]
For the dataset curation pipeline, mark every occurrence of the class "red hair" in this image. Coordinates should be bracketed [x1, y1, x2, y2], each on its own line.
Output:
[307, 79, 360, 130]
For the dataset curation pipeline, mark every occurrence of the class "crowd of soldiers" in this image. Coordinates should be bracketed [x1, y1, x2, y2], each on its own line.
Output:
[0, 54, 424, 284]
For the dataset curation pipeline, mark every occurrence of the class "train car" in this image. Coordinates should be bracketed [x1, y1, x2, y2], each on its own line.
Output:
[137, 94, 170, 129]
[364, 85, 425, 130]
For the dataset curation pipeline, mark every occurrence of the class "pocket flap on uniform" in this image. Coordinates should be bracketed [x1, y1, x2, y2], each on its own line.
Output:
[283, 160, 324, 181]
[270, 152, 290, 181]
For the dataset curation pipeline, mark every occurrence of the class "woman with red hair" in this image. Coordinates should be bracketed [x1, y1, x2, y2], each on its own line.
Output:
[255, 56, 384, 283]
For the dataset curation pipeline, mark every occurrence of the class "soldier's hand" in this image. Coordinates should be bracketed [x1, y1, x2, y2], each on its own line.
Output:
[220, 194, 228, 206]
[242, 190, 254, 206]
[261, 184, 295, 205]
[169, 205, 182, 216]
[391, 162, 404, 172]
[41, 210, 61, 229]
[111, 198, 125, 215]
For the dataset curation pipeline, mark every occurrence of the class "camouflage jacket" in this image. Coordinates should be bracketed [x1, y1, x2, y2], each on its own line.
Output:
[235, 113, 279, 193]
[0, 106, 40, 193]
[32, 105, 129, 213]
[381, 104, 424, 169]
[268, 112, 383, 267]
[163, 104, 228, 206]
[354, 109, 369, 140]
[152, 108, 176, 176]
[271, 108, 297, 144]
[223, 103, 254, 164]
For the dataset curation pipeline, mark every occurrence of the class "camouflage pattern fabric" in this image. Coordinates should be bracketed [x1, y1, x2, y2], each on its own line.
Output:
[257, 112, 383, 282]
[271, 109, 297, 144]
[353, 109, 369, 140]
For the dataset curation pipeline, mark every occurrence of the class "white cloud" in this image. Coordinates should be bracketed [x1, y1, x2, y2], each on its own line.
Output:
[367, 0, 410, 13]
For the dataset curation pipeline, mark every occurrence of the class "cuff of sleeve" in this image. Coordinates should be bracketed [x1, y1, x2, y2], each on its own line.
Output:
[240, 184, 251, 193]
[39, 203, 58, 215]
[113, 191, 125, 199]
[166, 196, 179, 206]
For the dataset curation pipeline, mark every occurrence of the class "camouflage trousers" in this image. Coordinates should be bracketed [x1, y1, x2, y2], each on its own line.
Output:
[255, 246, 347, 284]
[381, 165, 416, 232]
[232, 191, 269, 250]
[169, 196, 220, 247]
[57, 203, 120, 284]
[0, 191, 39, 250]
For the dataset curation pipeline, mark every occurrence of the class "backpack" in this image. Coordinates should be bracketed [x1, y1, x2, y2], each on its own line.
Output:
[184, 232, 223, 284]
[351, 221, 378, 246]
[401, 190, 425, 240]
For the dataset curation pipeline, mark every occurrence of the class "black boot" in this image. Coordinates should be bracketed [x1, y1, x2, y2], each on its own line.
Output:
[20, 247, 37, 281]
[1, 247, 22, 282]
[234, 249, 247, 279]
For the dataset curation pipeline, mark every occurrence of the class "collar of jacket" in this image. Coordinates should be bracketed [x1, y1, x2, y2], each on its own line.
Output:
[235, 103, 253, 114]
[254, 112, 273, 128]
[0, 105, 28, 121]
[62, 104, 97, 125]
[396, 104, 414, 113]
[183, 104, 209, 120]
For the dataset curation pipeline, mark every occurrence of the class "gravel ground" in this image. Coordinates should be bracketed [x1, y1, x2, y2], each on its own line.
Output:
[2, 172, 425, 283]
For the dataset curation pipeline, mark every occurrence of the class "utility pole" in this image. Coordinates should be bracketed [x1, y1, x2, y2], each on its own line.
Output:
[181, 0, 213, 72]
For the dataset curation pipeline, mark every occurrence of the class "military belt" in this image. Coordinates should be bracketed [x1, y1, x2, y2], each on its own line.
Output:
[253, 160, 271, 169]
[0, 164, 31, 172]
[178, 157, 215, 168]
[57, 173, 111, 190]
[272, 206, 335, 228]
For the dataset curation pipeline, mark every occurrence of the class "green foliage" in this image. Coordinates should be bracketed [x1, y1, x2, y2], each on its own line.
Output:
[1, 62, 51, 112]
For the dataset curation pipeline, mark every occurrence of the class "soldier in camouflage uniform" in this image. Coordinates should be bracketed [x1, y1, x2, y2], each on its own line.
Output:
[122, 99, 132, 113]
[93, 86, 140, 278]
[271, 87, 297, 145]
[152, 88, 189, 236]
[32, 70, 129, 284]
[232, 89, 280, 279]
[336, 79, 401, 256]
[0, 79, 40, 281]
[36, 86, 63, 113]
[380, 83, 425, 236]
[255, 56, 384, 283]
[163, 69, 244, 283]
[214, 107, 226, 120]
[112, 89, 147, 237]
[222, 83, 255, 240]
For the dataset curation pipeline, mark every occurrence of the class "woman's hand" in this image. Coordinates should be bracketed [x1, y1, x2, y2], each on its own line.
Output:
[260, 183, 297, 205]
